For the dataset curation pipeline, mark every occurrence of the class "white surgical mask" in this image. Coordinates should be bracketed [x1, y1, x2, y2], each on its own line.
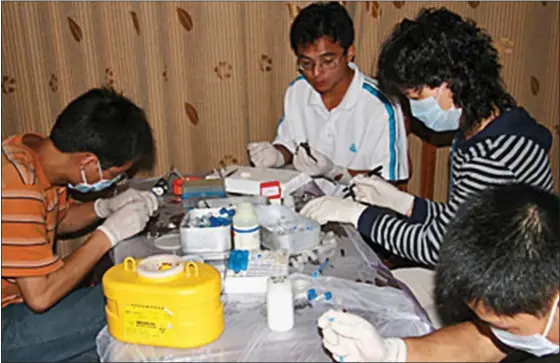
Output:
[68, 162, 123, 193]
[491, 295, 559, 357]
[409, 86, 462, 132]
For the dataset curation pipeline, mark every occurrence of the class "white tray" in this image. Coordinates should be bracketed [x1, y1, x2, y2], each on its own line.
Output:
[179, 208, 233, 254]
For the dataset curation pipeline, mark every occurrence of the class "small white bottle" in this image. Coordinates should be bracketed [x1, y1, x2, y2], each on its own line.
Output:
[266, 277, 294, 332]
[232, 203, 261, 250]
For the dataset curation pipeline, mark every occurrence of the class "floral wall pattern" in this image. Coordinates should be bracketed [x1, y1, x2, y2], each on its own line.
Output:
[2, 1, 559, 202]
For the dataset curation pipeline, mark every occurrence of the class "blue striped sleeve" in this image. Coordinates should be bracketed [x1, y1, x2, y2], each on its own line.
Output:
[362, 82, 398, 180]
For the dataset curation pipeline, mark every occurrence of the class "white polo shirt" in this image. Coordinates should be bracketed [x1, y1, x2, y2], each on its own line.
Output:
[273, 63, 409, 182]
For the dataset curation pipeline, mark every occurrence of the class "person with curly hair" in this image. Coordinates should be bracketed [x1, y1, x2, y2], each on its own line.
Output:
[247, 1, 409, 195]
[301, 7, 554, 327]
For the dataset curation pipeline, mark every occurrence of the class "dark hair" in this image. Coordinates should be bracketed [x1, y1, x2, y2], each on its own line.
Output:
[50, 87, 154, 169]
[377, 7, 516, 131]
[435, 184, 560, 323]
[290, 1, 354, 54]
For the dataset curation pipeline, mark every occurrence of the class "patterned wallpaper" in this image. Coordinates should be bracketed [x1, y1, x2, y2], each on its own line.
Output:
[2, 1, 559, 201]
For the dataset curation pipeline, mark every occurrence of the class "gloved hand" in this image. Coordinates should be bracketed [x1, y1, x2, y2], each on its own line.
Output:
[300, 196, 366, 227]
[97, 201, 152, 247]
[94, 188, 159, 219]
[247, 142, 285, 168]
[293, 146, 352, 183]
[352, 174, 415, 216]
[318, 309, 407, 362]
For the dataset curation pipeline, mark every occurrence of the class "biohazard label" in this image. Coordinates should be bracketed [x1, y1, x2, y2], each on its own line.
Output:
[123, 304, 173, 340]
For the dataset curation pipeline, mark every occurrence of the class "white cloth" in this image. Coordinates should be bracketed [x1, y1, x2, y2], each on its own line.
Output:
[273, 63, 408, 182]
[392, 267, 443, 329]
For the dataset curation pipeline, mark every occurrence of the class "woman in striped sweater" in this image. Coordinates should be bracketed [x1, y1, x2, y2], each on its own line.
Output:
[301, 7, 555, 328]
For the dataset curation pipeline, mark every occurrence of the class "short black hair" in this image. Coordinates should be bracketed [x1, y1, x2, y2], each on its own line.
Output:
[377, 7, 516, 131]
[435, 184, 559, 323]
[50, 87, 154, 170]
[290, 2, 354, 54]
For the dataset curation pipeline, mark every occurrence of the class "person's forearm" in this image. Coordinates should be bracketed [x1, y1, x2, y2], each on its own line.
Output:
[57, 201, 99, 235]
[405, 321, 507, 362]
[17, 230, 111, 312]
[273, 144, 293, 165]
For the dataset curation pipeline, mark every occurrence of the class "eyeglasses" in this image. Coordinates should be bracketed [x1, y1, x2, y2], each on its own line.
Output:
[297, 53, 345, 73]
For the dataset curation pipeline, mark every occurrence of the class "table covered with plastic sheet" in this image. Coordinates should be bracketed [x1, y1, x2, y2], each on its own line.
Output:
[96, 271, 433, 362]
[96, 177, 434, 362]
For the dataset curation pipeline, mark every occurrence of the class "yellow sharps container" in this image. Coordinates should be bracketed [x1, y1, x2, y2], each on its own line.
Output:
[102, 254, 224, 348]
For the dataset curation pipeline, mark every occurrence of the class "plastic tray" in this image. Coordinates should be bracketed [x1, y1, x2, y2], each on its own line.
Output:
[254, 205, 321, 254]
[179, 208, 232, 254]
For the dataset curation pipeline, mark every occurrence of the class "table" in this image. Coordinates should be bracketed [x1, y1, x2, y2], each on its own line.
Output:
[95, 178, 434, 362]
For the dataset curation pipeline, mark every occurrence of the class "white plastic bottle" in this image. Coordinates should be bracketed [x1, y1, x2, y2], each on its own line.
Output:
[232, 203, 261, 250]
[266, 277, 294, 332]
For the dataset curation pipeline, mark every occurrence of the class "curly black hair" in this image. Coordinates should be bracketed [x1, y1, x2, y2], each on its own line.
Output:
[377, 7, 516, 132]
[290, 2, 354, 54]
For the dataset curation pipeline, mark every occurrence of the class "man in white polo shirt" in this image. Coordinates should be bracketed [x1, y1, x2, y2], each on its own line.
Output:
[248, 1, 408, 194]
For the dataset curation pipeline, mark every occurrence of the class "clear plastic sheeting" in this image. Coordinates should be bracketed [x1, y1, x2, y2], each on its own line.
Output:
[96, 273, 432, 362]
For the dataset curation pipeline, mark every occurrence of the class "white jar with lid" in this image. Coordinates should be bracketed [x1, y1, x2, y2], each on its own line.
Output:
[232, 202, 261, 250]
[266, 276, 294, 332]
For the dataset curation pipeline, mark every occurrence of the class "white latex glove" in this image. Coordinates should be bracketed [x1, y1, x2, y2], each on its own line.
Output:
[318, 309, 407, 362]
[97, 201, 151, 247]
[300, 196, 366, 227]
[247, 142, 285, 168]
[94, 188, 158, 219]
[352, 174, 414, 216]
[293, 146, 352, 183]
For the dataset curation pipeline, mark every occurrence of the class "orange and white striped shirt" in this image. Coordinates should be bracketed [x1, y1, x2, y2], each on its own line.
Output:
[2, 134, 70, 308]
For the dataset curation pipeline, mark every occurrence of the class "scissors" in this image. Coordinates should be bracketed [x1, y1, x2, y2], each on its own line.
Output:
[342, 166, 383, 200]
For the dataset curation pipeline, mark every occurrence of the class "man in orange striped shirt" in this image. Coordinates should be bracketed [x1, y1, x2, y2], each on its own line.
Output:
[2, 88, 158, 362]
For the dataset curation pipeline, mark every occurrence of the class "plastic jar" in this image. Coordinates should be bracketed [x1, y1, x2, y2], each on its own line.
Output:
[232, 203, 261, 250]
[266, 277, 294, 332]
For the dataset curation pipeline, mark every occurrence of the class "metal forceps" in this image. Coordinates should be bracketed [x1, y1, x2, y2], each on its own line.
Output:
[297, 140, 318, 163]
[342, 166, 383, 200]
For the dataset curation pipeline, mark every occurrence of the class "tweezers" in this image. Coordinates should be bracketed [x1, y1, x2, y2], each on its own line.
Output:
[342, 166, 383, 200]
[298, 141, 318, 163]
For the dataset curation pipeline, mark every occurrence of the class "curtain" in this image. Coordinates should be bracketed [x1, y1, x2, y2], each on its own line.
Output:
[2, 1, 559, 204]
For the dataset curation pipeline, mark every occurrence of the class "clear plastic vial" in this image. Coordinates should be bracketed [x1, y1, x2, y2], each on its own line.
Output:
[232, 203, 261, 250]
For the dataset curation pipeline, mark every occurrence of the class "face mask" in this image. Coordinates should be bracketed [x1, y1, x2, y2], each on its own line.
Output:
[68, 162, 123, 193]
[491, 295, 559, 357]
[409, 86, 462, 132]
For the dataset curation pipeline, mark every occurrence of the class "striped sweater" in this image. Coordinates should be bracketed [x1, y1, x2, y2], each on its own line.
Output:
[357, 107, 555, 267]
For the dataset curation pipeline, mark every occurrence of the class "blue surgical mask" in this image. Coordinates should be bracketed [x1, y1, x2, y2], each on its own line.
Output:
[490, 295, 559, 357]
[68, 162, 123, 193]
[409, 86, 462, 132]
